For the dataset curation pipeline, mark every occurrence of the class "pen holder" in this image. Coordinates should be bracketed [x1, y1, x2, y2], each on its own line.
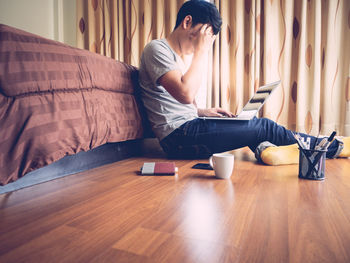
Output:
[298, 148, 326, 180]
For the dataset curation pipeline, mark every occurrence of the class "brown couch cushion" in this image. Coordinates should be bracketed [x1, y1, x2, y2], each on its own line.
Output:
[0, 24, 137, 97]
[0, 24, 144, 185]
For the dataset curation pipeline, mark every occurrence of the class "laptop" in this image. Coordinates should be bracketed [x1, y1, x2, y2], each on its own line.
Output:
[199, 80, 281, 121]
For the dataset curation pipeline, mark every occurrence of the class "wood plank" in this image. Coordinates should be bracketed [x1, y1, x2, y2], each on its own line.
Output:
[0, 147, 349, 262]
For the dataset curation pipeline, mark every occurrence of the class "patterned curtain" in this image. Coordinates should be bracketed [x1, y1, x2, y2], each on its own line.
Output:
[212, 0, 350, 136]
[76, 0, 185, 66]
[77, 0, 350, 136]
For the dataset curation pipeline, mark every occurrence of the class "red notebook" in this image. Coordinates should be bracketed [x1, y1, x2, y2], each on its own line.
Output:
[141, 162, 178, 175]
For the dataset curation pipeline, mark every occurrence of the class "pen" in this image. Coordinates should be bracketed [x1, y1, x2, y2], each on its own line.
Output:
[296, 134, 309, 149]
[315, 131, 336, 151]
[320, 131, 337, 151]
[292, 132, 308, 149]
[312, 132, 320, 150]
[315, 138, 328, 150]
[305, 137, 311, 149]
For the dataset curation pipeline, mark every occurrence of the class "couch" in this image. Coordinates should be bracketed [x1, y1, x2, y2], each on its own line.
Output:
[0, 24, 151, 186]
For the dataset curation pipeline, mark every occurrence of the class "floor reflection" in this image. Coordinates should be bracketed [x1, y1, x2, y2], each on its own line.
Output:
[177, 179, 235, 246]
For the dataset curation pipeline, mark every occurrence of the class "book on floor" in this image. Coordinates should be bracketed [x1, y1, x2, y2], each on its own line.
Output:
[140, 162, 178, 175]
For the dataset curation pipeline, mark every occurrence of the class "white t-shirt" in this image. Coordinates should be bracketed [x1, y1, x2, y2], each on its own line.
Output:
[138, 39, 198, 140]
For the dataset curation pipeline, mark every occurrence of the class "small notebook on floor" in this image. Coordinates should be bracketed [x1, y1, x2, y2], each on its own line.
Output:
[141, 162, 178, 175]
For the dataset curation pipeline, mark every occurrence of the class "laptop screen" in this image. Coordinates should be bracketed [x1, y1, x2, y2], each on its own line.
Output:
[240, 80, 280, 114]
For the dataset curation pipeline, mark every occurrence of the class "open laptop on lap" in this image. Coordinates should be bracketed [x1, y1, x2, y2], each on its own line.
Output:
[199, 80, 281, 121]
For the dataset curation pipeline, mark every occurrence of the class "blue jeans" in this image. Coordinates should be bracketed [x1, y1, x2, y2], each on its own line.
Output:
[160, 117, 340, 159]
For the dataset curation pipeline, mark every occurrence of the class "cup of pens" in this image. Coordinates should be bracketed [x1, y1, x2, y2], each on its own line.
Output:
[293, 131, 336, 181]
[298, 148, 326, 180]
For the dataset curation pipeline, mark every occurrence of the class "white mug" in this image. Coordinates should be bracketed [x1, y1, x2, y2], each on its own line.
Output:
[209, 153, 234, 179]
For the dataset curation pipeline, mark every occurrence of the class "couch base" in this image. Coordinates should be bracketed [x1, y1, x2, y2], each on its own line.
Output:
[0, 140, 144, 194]
[41, 139, 144, 175]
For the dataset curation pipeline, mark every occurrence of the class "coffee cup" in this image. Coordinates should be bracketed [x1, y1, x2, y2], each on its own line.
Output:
[209, 153, 234, 179]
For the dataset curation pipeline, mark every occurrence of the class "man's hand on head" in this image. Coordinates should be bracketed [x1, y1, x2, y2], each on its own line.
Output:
[197, 108, 235, 117]
[193, 24, 216, 56]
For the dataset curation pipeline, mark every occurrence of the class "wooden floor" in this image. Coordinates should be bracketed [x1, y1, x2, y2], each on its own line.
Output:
[1, 147, 350, 263]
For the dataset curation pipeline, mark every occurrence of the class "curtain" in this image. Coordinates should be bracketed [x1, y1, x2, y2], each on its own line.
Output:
[212, 0, 350, 136]
[76, 0, 185, 66]
[77, 0, 350, 136]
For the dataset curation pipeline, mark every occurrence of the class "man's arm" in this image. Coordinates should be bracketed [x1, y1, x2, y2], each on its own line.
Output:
[158, 24, 215, 104]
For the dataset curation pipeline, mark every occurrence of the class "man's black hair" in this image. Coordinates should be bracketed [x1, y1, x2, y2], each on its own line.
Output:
[174, 0, 222, 35]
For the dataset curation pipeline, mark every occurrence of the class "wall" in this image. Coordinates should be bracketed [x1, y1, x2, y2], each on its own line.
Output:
[0, 0, 76, 46]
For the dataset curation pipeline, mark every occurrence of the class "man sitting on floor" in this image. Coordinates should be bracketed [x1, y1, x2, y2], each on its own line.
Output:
[138, 0, 350, 164]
